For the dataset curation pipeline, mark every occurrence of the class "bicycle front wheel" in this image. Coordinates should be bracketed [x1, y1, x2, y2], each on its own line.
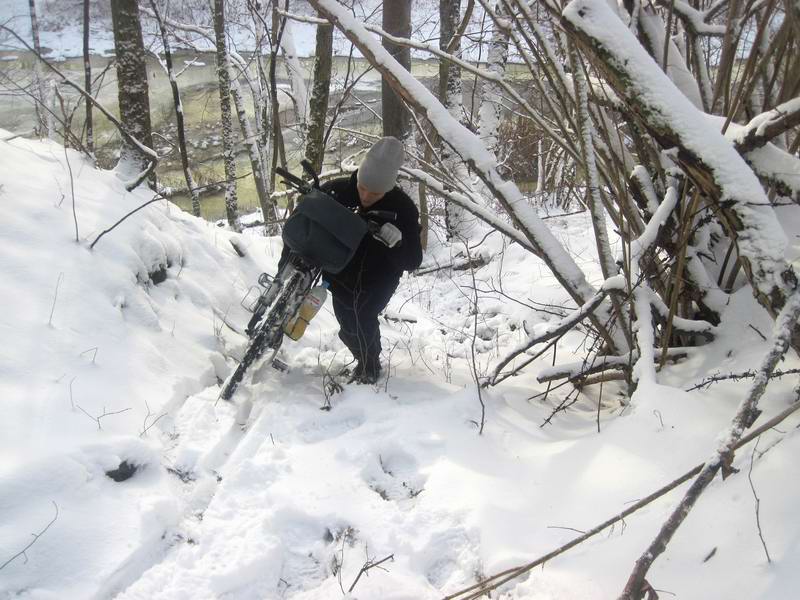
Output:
[219, 271, 304, 401]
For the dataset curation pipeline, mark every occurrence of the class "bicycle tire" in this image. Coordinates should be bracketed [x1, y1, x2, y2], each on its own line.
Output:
[219, 270, 305, 401]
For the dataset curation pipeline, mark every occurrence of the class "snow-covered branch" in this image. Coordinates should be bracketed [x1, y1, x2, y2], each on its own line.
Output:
[654, 0, 727, 36]
[733, 97, 800, 154]
[561, 0, 800, 352]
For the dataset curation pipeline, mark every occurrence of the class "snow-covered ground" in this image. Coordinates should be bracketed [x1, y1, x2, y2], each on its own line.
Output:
[1, 132, 799, 600]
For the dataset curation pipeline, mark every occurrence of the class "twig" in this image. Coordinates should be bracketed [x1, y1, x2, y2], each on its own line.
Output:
[48, 272, 64, 327]
[347, 553, 394, 593]
[546, 525, 587, 534]
[488, 289, 609, 386]
[464, 242, 486, 434]
[0, 501, 59, 570]
[90, 195, 165, 250]
[68, 376, 76, 410]
[79, 347, 98, 364]
[140, 399, 168, 438]
[76, 404, 133, 431]
[747, 438, 771, 563]
[686, 368, 800, 392]
[63, 142, 79, 242]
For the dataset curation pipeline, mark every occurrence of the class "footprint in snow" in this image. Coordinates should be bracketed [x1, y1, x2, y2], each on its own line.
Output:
[361, 446, 427, 503]
[295, 406, 366, 443]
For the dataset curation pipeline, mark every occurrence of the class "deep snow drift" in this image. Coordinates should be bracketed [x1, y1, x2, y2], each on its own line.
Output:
[1, 133, 799, 599]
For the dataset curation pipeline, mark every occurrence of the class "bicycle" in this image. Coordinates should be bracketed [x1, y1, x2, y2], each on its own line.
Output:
[219, 162, 396, 401]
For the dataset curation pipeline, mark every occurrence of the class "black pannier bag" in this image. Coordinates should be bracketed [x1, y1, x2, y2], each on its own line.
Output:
[282, 189, 368, 274]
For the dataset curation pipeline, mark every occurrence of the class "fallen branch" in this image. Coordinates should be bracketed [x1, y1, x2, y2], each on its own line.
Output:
[686, 368, 800, 391]
[536, 349, 688, 384]
[443, 398, 800, 600]
[348, 553, 394, 593]
[414, 254, 490, 276]
[488, 288, 609, 385]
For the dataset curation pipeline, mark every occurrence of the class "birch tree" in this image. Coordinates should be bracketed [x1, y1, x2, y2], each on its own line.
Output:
[212, 0, 240, 231]
[27, 0, 50, 138]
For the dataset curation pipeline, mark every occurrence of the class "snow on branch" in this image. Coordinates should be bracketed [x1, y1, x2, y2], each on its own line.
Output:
[140, 6, 214, 45]
[732, 97, 800, 154]
[561, 0, 800, 351]
[487, 288, 611, 386]
[655, 0, 727, 36]
[309, 0, 623, 354]
[400, 166, 538, 255]
[536, 347, 688, 384]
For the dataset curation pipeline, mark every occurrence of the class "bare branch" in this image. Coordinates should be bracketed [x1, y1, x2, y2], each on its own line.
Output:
[0, 501, 59, 571]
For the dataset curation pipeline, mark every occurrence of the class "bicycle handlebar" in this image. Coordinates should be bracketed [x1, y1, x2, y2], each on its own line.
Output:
[362, 209, 397, 222]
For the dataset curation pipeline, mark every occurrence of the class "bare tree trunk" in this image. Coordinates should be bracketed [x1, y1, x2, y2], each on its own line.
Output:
[304, 19, 333, 174]
[212, 0, 240, 231]
[28, 0, 49, 138]
[382, 0, 411, 139]
[269, 3, 289, 198]
[148, 0, 200, 217]
[230, 75, 274, 227]
[82, 0, 93, 155]
[110, 0, 154, 187]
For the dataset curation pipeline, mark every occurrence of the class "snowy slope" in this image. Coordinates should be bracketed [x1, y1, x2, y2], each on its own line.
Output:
[1, 133, 799, 599]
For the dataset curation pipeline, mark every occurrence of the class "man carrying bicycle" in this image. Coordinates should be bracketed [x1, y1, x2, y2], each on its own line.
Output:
[318, 136, 423, 384]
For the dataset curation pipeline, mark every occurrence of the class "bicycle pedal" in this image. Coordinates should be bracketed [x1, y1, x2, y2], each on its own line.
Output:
[272, 358, 289, 372]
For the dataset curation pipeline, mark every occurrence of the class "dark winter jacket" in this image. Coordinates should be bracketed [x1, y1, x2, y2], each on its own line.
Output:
[321, 171, 423, 294]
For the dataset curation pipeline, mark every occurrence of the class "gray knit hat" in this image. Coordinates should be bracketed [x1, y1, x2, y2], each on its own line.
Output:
[357, 136, 404, 194]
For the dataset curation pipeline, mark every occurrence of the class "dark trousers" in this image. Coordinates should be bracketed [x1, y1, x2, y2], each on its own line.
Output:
[331, 279, 398, 368]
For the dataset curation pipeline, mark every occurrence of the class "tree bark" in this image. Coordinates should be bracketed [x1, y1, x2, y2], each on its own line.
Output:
[382, 0, 411, 139]
[305, 19, 333, 173]
[110, 0, 154, 186]
[212, 0, 240, 230]
[476, 2, 509, 155]
[439, 0, 472, 239]
[230, 75, 273, 227]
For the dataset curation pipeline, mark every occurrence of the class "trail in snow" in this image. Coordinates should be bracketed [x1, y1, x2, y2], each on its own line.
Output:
[1, 131, 799, 600]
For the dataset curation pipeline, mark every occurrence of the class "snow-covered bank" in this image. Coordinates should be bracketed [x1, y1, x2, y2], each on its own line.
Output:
[1, 133, 799, 599]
